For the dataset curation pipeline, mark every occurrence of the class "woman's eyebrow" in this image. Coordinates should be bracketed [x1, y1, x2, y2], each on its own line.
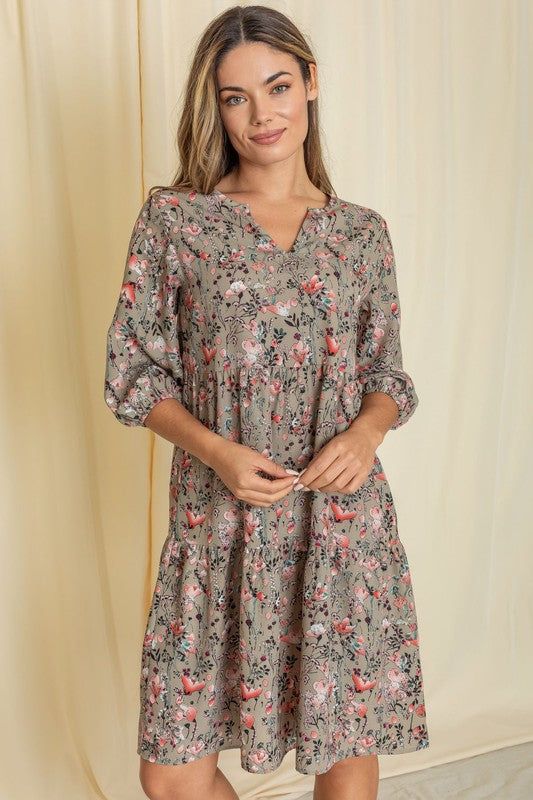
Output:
[218, 70, 293, 94]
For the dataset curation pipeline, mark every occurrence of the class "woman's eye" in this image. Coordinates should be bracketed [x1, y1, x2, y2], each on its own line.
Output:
[224, 84, 290, 106]
[225, 95, 244, 106]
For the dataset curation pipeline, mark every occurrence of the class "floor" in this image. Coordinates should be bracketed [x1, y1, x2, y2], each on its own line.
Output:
[292, 741, 533, 800]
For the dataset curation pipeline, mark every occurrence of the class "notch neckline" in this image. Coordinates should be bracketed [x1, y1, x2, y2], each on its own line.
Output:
[208, 187, 340, 256]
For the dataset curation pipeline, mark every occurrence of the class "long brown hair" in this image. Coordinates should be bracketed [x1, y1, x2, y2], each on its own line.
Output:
[148, 4, 334, 198]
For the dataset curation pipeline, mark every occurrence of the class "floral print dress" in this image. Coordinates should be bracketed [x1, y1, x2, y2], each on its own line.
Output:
[104, 186, 430, 775]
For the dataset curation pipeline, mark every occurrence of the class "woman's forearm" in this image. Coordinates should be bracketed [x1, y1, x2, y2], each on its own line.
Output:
[143, 391, 398, 468]
[144, 398, 224, 468]
[348, 391, 400, 446]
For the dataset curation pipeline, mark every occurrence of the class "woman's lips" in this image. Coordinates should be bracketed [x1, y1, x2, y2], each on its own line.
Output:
[250, 129, 285, 144]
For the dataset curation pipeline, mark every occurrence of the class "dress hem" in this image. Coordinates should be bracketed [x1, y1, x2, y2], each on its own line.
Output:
[137, 735, 430, 776]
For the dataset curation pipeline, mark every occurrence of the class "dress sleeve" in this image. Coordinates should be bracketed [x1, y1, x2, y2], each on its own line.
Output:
[104, 192, 184, 427]
[356, 214, 419, 430]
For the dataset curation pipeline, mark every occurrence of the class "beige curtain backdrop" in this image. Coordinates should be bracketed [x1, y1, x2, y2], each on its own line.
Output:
[2, 1, 531, 798]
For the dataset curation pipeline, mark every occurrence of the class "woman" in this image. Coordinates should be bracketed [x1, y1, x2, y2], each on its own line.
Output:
[104, 5, 430, 799]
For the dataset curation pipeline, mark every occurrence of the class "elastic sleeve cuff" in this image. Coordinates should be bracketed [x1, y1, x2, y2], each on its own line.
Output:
[359, 373, 419, 430]
[105, 367, 183, 427]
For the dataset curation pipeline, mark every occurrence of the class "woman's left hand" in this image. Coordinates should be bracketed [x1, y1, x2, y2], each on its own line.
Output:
[294, 421, 382, 495]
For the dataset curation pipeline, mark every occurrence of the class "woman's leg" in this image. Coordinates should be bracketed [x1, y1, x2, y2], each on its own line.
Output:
[313, 753, 379, 800]
[139, 752, 240, 800]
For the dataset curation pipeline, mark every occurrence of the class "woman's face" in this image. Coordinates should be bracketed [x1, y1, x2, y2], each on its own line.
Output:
[216, 41, 318, 168]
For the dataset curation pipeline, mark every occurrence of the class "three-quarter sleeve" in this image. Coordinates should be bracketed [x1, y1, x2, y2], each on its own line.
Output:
[356, 214, 419, 430]
[104, 192, 184, 427]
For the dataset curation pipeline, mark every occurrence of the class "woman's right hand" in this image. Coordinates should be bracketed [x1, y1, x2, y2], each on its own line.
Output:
[207, 440, 299, 508]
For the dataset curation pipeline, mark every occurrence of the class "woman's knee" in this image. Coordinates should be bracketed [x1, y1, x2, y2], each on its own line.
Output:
[314, 756, 379, 800]
[320, 753, 378, 773]
[139, 752, 219, 800]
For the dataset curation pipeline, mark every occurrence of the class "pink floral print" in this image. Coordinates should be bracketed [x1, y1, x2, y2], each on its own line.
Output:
[104, 187, 429, 774]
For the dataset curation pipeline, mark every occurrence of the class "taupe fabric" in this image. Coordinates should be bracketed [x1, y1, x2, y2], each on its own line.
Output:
[104, 188, 429, 774]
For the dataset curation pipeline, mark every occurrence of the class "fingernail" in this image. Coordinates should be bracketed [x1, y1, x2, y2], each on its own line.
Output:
[285, 468, 300, 476]
[294, 482, 304, 490]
